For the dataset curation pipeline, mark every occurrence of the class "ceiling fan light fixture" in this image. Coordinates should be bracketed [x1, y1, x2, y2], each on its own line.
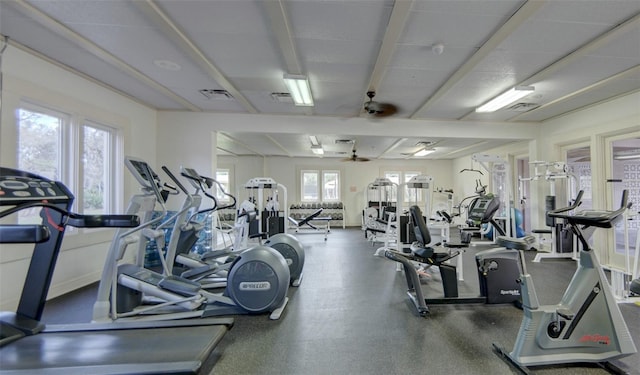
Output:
[476, 85, 534, 113]
[283, 74, 314, 106]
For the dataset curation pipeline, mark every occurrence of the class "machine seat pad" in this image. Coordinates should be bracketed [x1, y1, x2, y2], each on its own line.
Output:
[496, 235, 536, 250]
[412, 246, 434, 261]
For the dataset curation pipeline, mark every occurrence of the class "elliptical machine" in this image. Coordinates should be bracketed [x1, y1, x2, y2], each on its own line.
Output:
[163, 166, 305, 287]
[93, 157, 291, 322]
[494, 190, 637, 373]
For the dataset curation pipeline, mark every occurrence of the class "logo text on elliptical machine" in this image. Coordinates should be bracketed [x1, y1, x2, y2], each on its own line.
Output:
[239, 281, 272, 291]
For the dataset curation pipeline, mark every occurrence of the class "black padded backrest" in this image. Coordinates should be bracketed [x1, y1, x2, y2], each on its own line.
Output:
[409, 205, 431, 246]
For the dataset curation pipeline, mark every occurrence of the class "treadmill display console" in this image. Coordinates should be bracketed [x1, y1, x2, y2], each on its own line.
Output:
[0, 169, 70, 205]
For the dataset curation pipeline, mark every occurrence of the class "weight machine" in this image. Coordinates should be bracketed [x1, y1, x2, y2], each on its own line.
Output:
[363, 177, 398, 243]
[519, 160, 579, 262]
[242, 177, 288, 241]
[472, 153, 514, 238]
[373, 175, 433, 259]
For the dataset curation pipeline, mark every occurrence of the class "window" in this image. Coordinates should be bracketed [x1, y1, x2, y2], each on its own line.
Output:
[215, 168, 231, 202]
[17, 107, 65, 182]
[383, 170, 423, 203]
[82, 123, 114, 215]
[403, 171, 421, 203]
[17, 103, 119, 225]
[301, 169, 341, 201]
[301, 170, 319, 201]
[322, 171, 340, 201]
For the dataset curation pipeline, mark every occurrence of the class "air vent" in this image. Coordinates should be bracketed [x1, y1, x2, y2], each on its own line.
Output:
[199, 89, 234, 100]
[416, 141, 437, 147]
[335, 139, 355, 145]
[271, 92, 293, 103]
[506, 102, 539, 112]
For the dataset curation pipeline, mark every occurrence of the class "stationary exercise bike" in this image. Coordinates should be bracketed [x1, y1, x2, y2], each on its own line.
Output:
[494, 190, 637, 373]
[385, 198, 531, 317]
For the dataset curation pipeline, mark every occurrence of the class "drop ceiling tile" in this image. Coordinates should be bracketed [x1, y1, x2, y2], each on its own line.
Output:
[399, 2, 523, 49]
[156, 0, 272, 36]
[532, 1, 640, 25]
[287, 0, 392, 42]
[296, 38, 381, 66]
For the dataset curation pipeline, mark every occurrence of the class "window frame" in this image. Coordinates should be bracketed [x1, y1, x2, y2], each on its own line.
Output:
[300, 169, 342, 202]
[16, 101, 122, 232]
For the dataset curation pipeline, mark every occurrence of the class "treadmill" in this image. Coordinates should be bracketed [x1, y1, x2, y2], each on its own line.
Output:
[0, 166, 233, 374]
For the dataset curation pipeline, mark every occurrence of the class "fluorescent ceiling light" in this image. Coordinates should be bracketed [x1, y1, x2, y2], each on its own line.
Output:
[311, 145, 324, 155]
[414, 148, 436, 157]
[475, 85, 535, 113]
[283, 74, 314, 106]
[309, 135, 320, 146]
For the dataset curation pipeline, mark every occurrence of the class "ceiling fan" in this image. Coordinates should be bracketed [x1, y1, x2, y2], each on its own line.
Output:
[342, 149, 370, 162]
[363, 91, 398, 117]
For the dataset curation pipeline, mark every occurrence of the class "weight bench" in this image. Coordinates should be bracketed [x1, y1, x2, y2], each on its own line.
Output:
[288, 208, 332, 240]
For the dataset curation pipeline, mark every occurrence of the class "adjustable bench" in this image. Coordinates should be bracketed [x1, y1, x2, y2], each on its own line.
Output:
[288, 208, 332, 240]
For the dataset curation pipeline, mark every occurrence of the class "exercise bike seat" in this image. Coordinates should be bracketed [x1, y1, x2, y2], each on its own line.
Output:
[411, 243, 459, 265]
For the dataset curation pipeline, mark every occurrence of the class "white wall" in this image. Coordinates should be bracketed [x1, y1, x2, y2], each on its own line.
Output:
[0, 46, 157, 310]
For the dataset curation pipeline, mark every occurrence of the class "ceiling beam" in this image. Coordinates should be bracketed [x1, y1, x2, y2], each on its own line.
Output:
[264, 134, 293, 157]
[138, 1, 258, 113]
[216, 146, 240, 157]
[367, 0, 413, 94]
[262, 0, 313, 116]
[510, 64, 640, 121]
[410, 0, 545, 118]
[262, 0, 301, 74]
[461, 9, 640, 121]
[376, 137, 408, 159]
[218, 132, 265, 157]
[10, 0, 200, 111]
[6, 38, 155, 109]
[519, 11, 640, 87]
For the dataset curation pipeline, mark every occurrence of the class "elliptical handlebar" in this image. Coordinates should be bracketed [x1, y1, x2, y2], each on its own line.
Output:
[162, 166, 191, 195]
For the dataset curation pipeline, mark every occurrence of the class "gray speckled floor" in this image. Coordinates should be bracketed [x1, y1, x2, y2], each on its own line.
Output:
[43, 228, 640, 375]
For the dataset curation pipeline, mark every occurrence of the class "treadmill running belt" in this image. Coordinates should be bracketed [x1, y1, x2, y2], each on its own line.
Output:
[0, 324, 227, 374]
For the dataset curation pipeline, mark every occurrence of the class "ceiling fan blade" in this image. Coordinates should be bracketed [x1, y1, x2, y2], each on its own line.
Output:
[372, 103, 398, 117]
